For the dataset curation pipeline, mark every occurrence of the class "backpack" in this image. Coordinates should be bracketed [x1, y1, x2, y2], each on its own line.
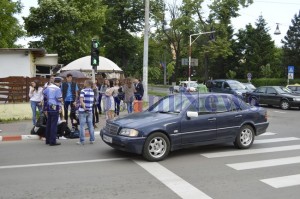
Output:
[68, 127, 80, 139]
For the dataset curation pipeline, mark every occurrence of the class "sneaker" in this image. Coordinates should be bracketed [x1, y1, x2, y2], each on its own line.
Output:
[90, 141, 95, 144]
[59, 136, 67, 140]
[76, 141, 84, 145]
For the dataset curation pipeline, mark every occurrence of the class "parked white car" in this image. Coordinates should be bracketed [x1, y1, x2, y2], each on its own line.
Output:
[173, 81, 198, 92]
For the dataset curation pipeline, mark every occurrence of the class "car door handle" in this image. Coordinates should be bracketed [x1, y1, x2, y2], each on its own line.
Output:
[208, 118, 216, 121]
[235, 115, 242, 118]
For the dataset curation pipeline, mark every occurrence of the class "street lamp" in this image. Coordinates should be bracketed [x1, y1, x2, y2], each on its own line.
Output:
[274, 23, 281, 35]
[188, 31, 215, 87]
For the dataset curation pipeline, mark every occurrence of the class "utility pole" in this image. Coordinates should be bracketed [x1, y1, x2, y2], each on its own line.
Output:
[143, 0, 149, 102]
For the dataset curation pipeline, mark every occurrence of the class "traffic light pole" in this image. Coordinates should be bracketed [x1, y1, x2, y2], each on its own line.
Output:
[92, 68, 95, 83]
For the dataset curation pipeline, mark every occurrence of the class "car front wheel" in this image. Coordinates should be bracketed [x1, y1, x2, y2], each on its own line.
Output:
[143, 132, 170, 161]
[234, 125, 255, 149]
[280, 100, 290, 110]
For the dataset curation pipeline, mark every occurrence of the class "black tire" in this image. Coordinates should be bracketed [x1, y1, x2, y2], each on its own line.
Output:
[280, 100, 290, 110]
[234, 125, 255, 149]
[142, 132, 170, 162]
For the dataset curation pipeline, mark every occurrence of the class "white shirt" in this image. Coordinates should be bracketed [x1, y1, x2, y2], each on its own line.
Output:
[29, 87, 43, 102]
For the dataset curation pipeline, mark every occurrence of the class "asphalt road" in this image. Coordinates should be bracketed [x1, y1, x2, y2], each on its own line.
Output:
[0, 107, 299, 199]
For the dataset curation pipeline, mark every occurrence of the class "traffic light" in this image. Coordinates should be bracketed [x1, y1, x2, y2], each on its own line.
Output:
[91, 39, 100, 70]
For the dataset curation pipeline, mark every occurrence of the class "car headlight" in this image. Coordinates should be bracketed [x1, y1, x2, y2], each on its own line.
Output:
[293, 98, 300, 101]
[236, 91, 242, 95]
[119, 128, 139, 137]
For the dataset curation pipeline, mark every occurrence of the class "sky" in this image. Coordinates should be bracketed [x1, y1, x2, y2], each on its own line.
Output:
[16, 0, 300, 47]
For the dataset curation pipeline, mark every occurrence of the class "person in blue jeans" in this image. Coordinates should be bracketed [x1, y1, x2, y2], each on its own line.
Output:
[61, 73, 79, 127]
[29, 80, 43, 125]
[77, 80, 95, 145]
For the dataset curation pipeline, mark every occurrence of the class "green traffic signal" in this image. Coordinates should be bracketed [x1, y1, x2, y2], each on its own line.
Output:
[91, 39, 100, 67]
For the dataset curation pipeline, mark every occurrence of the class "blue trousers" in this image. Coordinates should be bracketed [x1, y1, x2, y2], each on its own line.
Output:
[31, 101, 42, 125]
[79, 111, 95, 143]
[46, 110, 59, 145]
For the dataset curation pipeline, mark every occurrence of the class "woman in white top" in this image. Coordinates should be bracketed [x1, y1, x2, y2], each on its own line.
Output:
[104, 80, 116, 120]
[29, 80, 43, 125]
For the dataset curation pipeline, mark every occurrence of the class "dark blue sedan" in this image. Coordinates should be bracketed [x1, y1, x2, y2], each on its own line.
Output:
[100, 93, 269, 161]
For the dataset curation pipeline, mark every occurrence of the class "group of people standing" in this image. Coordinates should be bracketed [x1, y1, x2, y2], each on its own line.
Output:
[29, 74, 144, 146]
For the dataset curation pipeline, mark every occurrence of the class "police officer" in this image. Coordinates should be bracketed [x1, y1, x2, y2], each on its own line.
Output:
[43, 77, 63, 146]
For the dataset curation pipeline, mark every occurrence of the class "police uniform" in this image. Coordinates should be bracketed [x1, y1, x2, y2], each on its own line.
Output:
[43, 78, 62, 146]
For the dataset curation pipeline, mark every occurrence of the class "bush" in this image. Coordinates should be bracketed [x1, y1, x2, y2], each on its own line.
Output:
[238, 78, 300, 87]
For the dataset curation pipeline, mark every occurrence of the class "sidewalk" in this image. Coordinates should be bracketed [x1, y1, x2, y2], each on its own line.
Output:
[0, 112, 126, 142]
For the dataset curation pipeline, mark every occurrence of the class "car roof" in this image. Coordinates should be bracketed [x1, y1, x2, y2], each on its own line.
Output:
[174, 93, 234, 98]
[213, 79, 239, 83]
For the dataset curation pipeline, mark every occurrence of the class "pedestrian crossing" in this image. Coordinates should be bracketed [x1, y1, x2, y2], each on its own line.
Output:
[200, 131, 300, 189]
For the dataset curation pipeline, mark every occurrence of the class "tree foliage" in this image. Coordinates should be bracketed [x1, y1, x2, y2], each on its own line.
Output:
[0, 0, 24, 47]
[233, 15, 279, 78]
[282, 11, 300, 78]
[24, 0, 106, 65]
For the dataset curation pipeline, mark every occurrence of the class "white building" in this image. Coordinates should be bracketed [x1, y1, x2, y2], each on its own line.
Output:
[0, 48, 59, 78]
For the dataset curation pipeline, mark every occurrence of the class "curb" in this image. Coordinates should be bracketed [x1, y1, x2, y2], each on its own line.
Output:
[0, 131, 101, 142]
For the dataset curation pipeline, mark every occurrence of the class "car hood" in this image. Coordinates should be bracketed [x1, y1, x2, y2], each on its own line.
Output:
[280, 92, 300, 97]
[111, 111, 179, 129]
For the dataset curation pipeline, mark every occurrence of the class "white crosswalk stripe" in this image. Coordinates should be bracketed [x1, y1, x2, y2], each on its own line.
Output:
[201, 133, 300, 189]
[227, 156, 300, 170]
[259, 132, 277, 136]
[261, 174, 300, 188]
[201, 145, 300, 158]
[254, 137, 300, 144]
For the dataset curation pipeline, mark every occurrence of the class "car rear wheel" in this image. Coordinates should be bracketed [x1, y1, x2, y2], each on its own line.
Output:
[234, 125, 254, 149]
[280, 100, 290, 110]
[143, 132, 170, 161]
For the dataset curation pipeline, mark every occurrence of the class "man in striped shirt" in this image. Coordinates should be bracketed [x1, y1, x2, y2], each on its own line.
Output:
[78, 80, 95, 145]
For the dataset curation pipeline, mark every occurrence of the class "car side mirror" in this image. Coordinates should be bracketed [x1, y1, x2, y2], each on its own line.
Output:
[187, 111, 198, 118]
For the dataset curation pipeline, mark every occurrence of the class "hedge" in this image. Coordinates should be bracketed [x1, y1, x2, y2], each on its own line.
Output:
[239, 78, 300, 87]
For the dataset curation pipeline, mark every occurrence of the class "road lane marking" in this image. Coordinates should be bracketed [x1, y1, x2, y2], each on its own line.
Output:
[134, 160, 212, 199]
[259, 132, 276, 136]
[201, 145, 300, 158]
[0, 158, 126, 169]
[273, 110, 286, 114]
[227, 156, 300, 170]
[254, 137, 300, 144]
[261, 174, 300, 188]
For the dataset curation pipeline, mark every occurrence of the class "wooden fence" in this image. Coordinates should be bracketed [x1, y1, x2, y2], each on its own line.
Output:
[0, 76, 89, 103]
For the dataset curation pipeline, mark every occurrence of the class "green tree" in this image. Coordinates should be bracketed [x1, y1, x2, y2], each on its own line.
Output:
[0, 0, 24, 47]
[226, 70, 236, 79]
[282, 11, 300, 78]
[234, 15, 278, 78]
[101, 0, 164, 71]
[261, 64, 272, 78]
[24, 0, 106, 65]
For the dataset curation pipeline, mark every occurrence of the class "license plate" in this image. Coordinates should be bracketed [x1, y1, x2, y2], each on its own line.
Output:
[103, 135, 112, 143]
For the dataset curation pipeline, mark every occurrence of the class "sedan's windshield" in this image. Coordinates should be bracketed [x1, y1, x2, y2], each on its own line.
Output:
[148, 95, 194, 113]
[275, 87, 293, 94]
[244, 84, 256, 90]
[229, 81, 246, 90]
